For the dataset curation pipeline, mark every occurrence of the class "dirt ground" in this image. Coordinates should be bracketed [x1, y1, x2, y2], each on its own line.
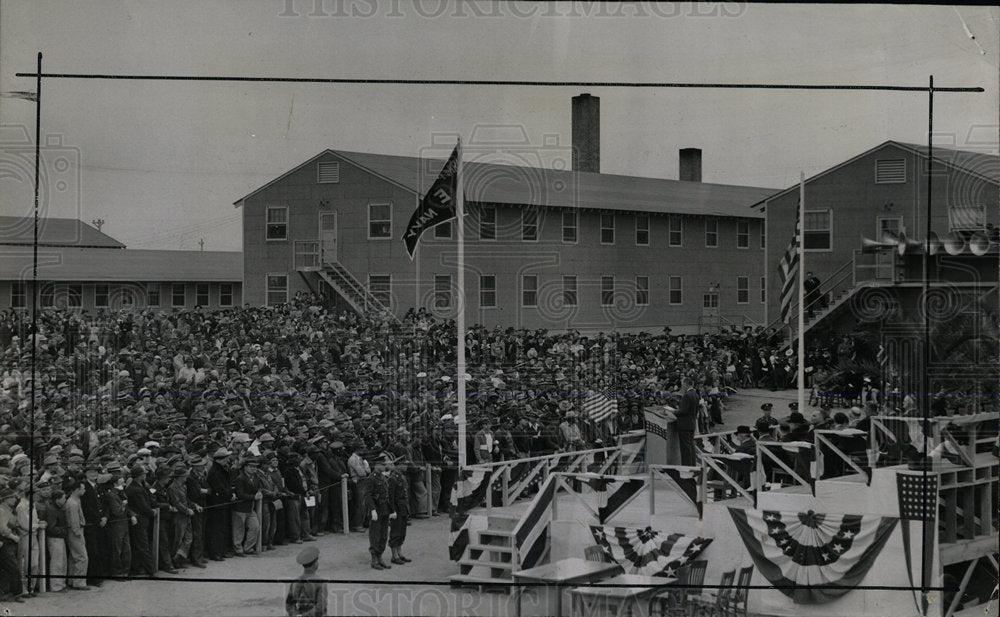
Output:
[8, 388, 801, 617]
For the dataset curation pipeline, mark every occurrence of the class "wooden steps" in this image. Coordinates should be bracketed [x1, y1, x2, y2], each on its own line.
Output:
[449, 514, 522, 587]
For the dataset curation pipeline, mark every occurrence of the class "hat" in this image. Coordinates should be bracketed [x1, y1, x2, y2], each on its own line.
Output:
[760, 403, 773, 411]
[97, 473, 114, 484]
[130, 466, 147, 479]
[144, 441, 161, 449]
[258, 433, 274, 442]
[187, 455, 205, 466]
[788, 402, 799, 411]
[43, 454, 58, 466]
[214, 448, 231, 458]
[850, 406, 864, 416]
[736, 425, 752, 435]
[296, 546, 319, 567]
[786, 412, 806, 425]
[330, 441, 344, 449]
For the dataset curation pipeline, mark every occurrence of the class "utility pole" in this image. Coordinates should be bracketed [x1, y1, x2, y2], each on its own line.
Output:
[91, 218, 105, 232]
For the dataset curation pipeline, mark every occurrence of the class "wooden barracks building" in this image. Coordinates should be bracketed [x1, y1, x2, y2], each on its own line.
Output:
[0, 216, 242, 311]
[236, 94, 776, 333]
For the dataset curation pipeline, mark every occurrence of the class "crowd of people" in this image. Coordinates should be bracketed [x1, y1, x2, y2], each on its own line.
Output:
[0, 292, 885, 601]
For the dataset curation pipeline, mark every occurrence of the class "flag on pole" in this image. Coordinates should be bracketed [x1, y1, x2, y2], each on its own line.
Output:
[778, 205, 801, 324]
[583, 384, 619, 422]
[402, 144, 460, 258]
[896, 472, 938, 615]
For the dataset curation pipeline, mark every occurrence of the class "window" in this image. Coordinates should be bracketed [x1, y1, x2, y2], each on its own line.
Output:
[368, 203, 392, 239]
[703, 293, 719, 308]
[266, 206, 287, 241]
[434, 274, 451, 309]
[265, 275, 287, 306]
[480, 205, 496, 240]
[601, 276, 614, 307]
[737, 276, 749, 304]
[11, 281, 26, 308]
[635, 276, 649, 306]
[522, 210, 538, 241]
[760, 221, 766, 249]
[635, 213, 649, 246]
[220, 284, 233, 307]
[668, 216, 682, 247]
[600, 213, 615, 244]
[737, 221, 750, 248]
[479, 275, 496, 308]
[522, 275, 538, 307]
[92, 284, 107, 308]
[562, 275, 577, 307]
[760, 277, 766, 304]
[69, 284, 84, 308]
[804, 210, 832, 250]
[172, 283, 187, 307]
[562, 211, 577, 243]
[949, 204, 986, 231]
[369, 275, 391, 307]
[317, 161, 340, 183]
[705, 219, 718, 247]
[41, 284, 54, 308]
[294, 241, 320, 270]
[668, 276, 682, 305]
[120, 288, 135, 307]
[147, 285, 160, 307]
[875, 158, 906, 184]
[196, 283, 209, 307]
[434, 221, 452, 239]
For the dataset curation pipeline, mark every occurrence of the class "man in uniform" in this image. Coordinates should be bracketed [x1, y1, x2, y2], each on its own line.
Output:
[284, 546, 327, 617]
[365, 456, 394, 570]
[386, 456, 411, 566]
[674, 378, 700, 466]
[754, 403, 779, 438]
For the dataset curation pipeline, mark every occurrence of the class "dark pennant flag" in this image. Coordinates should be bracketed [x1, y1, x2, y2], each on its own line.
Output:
[402, 144, 459, 258]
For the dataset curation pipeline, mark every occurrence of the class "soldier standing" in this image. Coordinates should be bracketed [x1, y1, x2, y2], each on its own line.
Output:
[366, 456, 394, 570]
[387, 456, 411, 565]
[285, 546, 327, 617]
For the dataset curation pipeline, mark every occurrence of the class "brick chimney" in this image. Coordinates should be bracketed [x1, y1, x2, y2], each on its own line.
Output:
[679, 148, 702, 182]
[572, 93, 600, 173]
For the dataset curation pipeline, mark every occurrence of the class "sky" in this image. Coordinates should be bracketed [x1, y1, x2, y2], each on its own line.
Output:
[1, 2, 997, 251]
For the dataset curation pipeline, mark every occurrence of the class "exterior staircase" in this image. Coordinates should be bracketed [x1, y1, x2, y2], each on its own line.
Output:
[316, 262, 398, 322]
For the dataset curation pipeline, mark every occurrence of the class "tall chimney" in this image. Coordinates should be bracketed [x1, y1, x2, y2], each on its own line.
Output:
[679, 148, 702, 182]
[572, 93, 600, 173]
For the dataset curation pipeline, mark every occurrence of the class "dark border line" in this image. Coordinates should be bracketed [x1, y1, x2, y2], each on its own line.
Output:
[11, 73, 985, 92]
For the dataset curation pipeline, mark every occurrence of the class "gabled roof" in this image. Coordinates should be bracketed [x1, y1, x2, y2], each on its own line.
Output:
[235, 149, 775, 219]
[751, 140, 1000, 209]
[0, 216, 125, 248]
[0, 247, 241, 282]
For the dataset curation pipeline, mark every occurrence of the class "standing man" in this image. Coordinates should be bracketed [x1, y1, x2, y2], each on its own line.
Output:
[347, 442, 370, 533]
[102, 473, 132, 577]
[152, 466, 179, 574]
[42, 487, 69, 592]
[803, 271, 822, 319]
[185, 455, 209, 568]
[232, 456, 262, 556]
[0, 487, 26, 600]
[62, 480, 90, 590]
[387, 456, 411, 566]
[285, 546, 326, 617]
[366, 457, 394, 571]
[754, 403, 779, 438]
[124, 466, 155, 577]
[80, 462, 108, 587]
[205, 448, 233, 561]
[675, 378, 700, 466]
[167, 467, 194, 568]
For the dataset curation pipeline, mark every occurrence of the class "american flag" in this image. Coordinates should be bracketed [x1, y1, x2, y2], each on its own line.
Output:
[778, 205, 801, 324]
[583, 383, 619, 422]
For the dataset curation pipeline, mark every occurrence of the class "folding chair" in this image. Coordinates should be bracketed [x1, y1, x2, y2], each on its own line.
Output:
[584, 545, 614, 564]
[690, 569, 734, 617]
[725, 566, 754, 617]
[658, 560, 707, 617]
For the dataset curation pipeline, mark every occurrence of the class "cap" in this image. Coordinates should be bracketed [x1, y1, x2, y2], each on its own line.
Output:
[788, 402, 799, 411]
[786, 412, 806, 424]
[214, 448, 231, 458]
[296, 546, 319, 566]
[735, 425, 752, 435]
[760, 403, 773, 411]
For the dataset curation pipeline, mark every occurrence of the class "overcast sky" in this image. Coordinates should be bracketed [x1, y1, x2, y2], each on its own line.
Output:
[1, 2, 997, 251]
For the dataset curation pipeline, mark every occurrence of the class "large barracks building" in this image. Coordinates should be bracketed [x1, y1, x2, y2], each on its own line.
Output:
[236, 95, 775, 333]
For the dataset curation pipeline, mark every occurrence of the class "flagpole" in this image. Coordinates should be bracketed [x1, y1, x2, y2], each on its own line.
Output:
[455, 137, 467, 472]
[797, 172, 806, 414]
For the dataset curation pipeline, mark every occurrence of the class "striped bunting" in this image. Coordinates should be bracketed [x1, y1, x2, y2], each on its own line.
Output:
[728, 507, 898, 604]
[563, 475, 645, 523]
[655, 465, 703, 518]
[449, 512, 471, 561]
[452, 468, 494, 512]
[778, 206, 801, 324]
[590, 525, 712, 578]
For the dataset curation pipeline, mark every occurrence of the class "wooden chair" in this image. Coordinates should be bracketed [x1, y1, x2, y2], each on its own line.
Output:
[690, 569, 735, 617]
[657, 560, 707, 617]
[584, 545, 614, 564]
[725, 566, 754, 617]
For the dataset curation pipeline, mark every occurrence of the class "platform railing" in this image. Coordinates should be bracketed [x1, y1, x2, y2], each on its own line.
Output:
[814, 429, 870, 482]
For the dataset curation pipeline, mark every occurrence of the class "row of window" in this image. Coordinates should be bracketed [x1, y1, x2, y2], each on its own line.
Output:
[265, 204, 766, 248]
[10, 282, 234, 309]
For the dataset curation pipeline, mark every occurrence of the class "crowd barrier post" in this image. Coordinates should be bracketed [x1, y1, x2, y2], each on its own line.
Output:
[425, 465, 434, 518]
[255, 496, 263, 555]
[38, 527, 47, 593]
[340, 475, 350, 534]
[501, 466, 510, 507]
[152, 508, 160, 574]
[648, 467, 656, 518]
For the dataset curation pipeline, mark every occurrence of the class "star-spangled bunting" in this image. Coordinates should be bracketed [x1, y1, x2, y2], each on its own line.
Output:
[728, 507, 898, 604]
[589, 525, 712, 577]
